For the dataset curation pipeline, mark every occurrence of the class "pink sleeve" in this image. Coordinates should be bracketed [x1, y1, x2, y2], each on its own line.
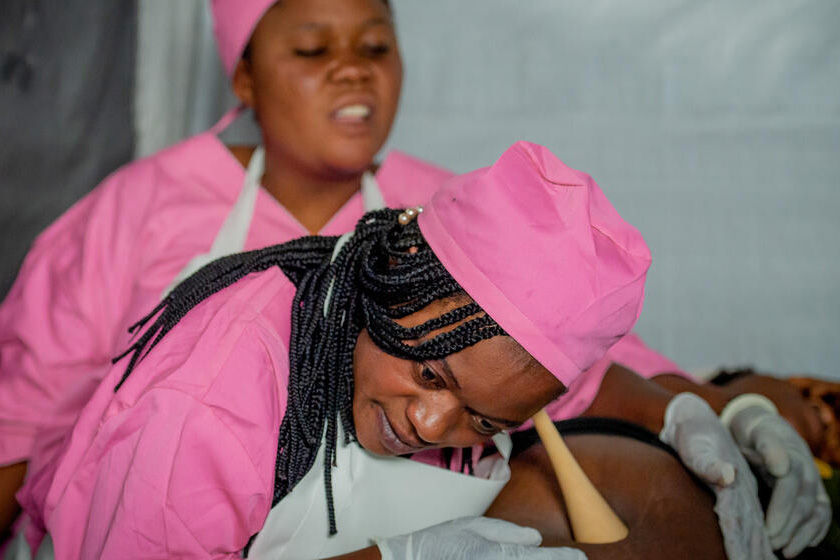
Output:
[543, 332, 691, 422]
[0, 166, 152, 464]
[40, 320, 283, 560]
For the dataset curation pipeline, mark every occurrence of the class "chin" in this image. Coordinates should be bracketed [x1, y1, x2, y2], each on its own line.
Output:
[354, 426, 386, 456]
[324, 143, 382, 174]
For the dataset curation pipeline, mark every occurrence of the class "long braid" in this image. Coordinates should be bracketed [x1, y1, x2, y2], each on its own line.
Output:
[114, 208, 506, 539]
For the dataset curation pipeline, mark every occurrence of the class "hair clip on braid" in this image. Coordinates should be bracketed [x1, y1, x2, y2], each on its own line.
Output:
[397, 206, 423, 225]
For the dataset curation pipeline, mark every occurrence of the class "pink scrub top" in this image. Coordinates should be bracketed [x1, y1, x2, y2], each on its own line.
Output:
[25, 267, 300, 559]
[0, 132, 451, 471]
[3, 131, 689, 557]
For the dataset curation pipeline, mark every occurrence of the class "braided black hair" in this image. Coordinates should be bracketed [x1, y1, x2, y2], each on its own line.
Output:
[113, 208, 505, 537]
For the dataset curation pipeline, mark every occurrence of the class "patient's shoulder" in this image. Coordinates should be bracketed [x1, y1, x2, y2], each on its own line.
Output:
[487, 430, 725, 559]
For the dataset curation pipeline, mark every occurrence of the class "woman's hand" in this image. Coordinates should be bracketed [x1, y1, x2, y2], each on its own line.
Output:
[724, 374, 827, 453]
[376, 516, 587, 560]
[659, 393, 775, 560]
[728, 400, 831, 558]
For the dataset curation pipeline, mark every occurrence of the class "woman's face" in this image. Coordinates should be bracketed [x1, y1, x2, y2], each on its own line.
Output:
[352, 298, 566, 456]
[234, 0, 402, 177]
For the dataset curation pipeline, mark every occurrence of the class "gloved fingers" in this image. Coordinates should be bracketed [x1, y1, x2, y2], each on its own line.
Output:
[702, 458, 737, 488]
[767, 454, 826, 548]
[739, 446, 764, 470]
[509, 546, 587, 560]
[465, 517, 543, 546]
[716, 511, 749, 560]
[752, 429, 791, 478]
[684, 443, 736, 487]
[769, 491, 815, 551]
[714, 485, 775, 560]
[809, 493, 832, 547]
[764, 466, 802, 538]
[550, 548, 588, 560]
[717, 513, 774, 560]
[780, 498, 831, 559]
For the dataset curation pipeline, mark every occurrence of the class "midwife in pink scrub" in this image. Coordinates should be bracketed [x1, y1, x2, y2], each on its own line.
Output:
[20, 142, 656, 559]
[0, 0, 829, 557]
[0, 0, 440, 538]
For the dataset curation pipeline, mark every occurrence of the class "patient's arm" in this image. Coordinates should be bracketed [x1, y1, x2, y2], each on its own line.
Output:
[585, 363, 827, 456]
[486, 432, 726, 559]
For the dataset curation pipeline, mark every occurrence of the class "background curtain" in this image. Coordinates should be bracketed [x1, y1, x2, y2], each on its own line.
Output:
[0, 0, 136, 297]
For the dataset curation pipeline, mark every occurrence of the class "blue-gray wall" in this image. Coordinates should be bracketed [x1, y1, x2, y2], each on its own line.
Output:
[3, 1, 838, 378]
[385, 0, 840, 376]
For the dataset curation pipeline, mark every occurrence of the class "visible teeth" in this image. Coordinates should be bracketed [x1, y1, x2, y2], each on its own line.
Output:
[336, 104, 371, 119]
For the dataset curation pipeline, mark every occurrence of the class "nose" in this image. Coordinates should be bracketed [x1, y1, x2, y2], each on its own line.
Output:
[407, 392, 461, 446]
[329, 49, 373, 84]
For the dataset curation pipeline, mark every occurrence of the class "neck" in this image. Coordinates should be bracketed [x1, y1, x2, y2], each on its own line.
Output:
[264, 154, 365, 235]
[229, 144, 368, 234]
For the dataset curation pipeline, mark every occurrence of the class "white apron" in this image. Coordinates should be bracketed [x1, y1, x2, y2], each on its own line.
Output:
[247, 427, 512, 559]
[162, 144, 386, 298]
[202, 152, 511, 558]
[248, 215, 513, 558]
[9, 143, 512, 560]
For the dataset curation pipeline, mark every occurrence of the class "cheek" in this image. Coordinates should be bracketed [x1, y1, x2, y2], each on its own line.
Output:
[379, 62, 403, 107]
[256, 68, 321, 117]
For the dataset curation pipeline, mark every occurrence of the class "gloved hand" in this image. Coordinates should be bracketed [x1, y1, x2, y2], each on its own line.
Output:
[727, 395, 831, 558]
[376, 516, 587, 560]
[659, 392, 775, 560]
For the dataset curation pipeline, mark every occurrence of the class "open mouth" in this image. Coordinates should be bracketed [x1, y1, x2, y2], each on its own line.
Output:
[332, 103, 373, 123]
[376, 406, 422, 456]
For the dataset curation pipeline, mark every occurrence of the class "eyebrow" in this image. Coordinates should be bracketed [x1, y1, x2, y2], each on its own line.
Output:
[438, 358, 523, 429]
[294, 17, 391, 32]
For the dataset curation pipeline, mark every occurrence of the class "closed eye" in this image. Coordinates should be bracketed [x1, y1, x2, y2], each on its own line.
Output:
[294, 47, 327, 57]
[361, 43, 390, 57]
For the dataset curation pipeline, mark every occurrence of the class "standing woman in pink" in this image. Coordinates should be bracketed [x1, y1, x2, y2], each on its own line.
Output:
[0, 0, 447, 539]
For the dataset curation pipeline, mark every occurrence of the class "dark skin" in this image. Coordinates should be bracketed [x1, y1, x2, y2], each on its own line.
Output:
[329, 364, 729, 559]
[0, 364, 825, 547]
[581, 362, 828, 454]
[230, 0, 402, 234]
[0, 461, 25, 544]
[325, 296, 566, 560]
[352, 296, 564, 455]
[332, 403, 731, 560]
[486, 433, 727, 559]
[0, 361, 825, 549]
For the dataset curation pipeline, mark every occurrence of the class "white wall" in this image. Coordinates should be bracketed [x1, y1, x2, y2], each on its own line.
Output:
[383, 0, 840, 377]
[137, 0, 840, 378]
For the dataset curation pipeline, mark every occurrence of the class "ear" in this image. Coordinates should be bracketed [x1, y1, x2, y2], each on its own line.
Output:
[232, 58, 256, 108]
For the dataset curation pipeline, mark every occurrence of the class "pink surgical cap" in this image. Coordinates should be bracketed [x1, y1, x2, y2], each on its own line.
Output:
[418, 141, 652, 386]
[211, 0, 277, 76]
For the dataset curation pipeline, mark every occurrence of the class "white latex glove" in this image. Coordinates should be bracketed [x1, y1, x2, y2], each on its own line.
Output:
[376, 516, 587, 560]
[727, 396, 831, 558]
[659, 393, 775, 560]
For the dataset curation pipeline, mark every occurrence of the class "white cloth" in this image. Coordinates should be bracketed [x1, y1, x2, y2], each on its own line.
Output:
[249, 188, 513, 557]
[247, 427, 512, 559]
[163, 146, 384, 298]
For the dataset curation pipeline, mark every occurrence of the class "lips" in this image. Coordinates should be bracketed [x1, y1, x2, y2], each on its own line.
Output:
[376, 406, 422, 456]
[330, 94, 376, 125]
[333, 103, 371, 121]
